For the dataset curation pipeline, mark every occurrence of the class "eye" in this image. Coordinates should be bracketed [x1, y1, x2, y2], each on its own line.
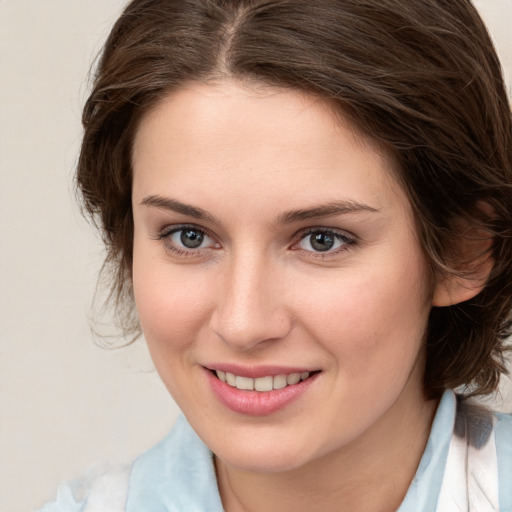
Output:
[158, 225, 218, 254]
[176, 227, 206, 249]
[295, 229, 355, 254]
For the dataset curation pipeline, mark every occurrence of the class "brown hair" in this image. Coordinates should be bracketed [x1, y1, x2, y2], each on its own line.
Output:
[78, 0, 512, 398]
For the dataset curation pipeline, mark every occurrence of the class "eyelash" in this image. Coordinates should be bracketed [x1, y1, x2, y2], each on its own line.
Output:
[155, 224, 357, 258]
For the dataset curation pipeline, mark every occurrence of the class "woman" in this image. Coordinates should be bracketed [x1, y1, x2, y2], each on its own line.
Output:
[40, 0, 512, 510]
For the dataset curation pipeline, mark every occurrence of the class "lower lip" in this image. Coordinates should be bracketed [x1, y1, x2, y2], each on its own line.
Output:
[204, 369, 319, 416]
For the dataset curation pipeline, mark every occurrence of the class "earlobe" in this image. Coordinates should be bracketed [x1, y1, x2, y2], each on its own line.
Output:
[432, 201, 496, 307]
[432, 260, 492, 307]
[432, 233, 494, 307]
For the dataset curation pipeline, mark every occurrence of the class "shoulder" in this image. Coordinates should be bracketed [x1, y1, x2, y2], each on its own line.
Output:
[457, 398, 512, 511]
[38, 416, 224, 512]
[37, 464, 131, 512]
[494, 411, 512, 511]
[494, 408, 512, 434]
[494, 410, 512, 466]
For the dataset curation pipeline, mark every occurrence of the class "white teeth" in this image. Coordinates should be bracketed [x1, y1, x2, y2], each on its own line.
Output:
[286, 373, 301, 385]
[235, 376, 254, 390]
[273, 374, 288, 389]
[216, 370, 314, 392]
[254, 376, 273, 392]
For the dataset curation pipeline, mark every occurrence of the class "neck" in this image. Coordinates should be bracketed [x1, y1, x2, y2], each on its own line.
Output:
[215, 386, 438, 512]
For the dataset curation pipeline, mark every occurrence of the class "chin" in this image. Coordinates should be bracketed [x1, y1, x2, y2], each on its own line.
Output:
[206, 425, 324, 474]
[217, 446, 314, 474]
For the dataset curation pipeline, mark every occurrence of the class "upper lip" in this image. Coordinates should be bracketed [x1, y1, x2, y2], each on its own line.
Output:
[204, 363, 319, 379]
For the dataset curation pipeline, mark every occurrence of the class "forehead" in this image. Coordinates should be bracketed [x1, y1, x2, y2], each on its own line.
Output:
[132, 80, 409, 218]
[134, 80, 384, 161]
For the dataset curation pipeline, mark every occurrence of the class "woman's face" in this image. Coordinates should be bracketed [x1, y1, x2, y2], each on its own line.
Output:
[131, 81, 436, 473]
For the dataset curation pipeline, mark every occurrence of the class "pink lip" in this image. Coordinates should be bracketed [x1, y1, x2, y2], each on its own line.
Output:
[205, 363, 314, 379]
[204, 367, 319, 416]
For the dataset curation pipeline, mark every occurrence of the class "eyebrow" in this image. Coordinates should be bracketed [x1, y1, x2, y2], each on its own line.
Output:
[141, 195, 378, 224]
[277, 201, 379, 224]
[140, 195, 218, 222]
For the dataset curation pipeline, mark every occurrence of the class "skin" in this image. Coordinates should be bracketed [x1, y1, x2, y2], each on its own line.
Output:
[131, 80, 441, 512]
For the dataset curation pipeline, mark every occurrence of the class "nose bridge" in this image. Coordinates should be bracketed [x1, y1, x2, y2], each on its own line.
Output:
[211, 246, 290, 350]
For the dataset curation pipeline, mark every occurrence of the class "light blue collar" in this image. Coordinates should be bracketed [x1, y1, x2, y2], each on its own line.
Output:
[397, 390, 455, 512]
[126, 415, 224, 512]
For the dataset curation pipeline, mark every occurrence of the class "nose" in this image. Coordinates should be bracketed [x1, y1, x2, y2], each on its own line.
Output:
[209, 251, 292, 351]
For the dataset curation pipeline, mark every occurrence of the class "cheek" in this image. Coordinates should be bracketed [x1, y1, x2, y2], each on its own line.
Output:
[296, 255, 432, 374]
[132, 252, 216, 409]
[132, 249, 212, 356]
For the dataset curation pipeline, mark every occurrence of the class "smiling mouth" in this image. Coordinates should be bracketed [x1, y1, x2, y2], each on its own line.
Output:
[213, 370, 317, 392]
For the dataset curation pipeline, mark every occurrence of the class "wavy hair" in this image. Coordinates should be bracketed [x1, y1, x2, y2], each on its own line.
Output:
[77, 0, 512, 398]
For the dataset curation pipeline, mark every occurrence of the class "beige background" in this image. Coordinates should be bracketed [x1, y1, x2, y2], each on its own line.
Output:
[0, 1, 511, 511]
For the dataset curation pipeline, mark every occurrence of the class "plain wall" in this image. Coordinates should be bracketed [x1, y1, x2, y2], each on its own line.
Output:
[0, 1, 511, 511]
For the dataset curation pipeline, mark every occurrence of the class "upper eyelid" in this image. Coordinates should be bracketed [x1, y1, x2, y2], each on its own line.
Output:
[155, 224, 356, 251]
[293, 226, 356, 241]
[157, 224, 354, 238]
[158, 223, 211, 238]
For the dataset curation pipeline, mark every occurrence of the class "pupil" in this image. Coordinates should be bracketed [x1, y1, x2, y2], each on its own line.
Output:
[181, 229, 204, 248]
[310, 232, 334, 251]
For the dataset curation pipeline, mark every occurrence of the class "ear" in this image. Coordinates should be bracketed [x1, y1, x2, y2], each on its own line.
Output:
[432, 206, 494, 307]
